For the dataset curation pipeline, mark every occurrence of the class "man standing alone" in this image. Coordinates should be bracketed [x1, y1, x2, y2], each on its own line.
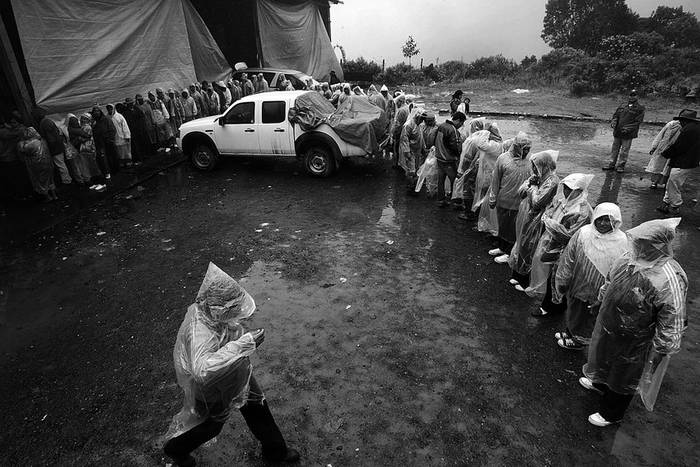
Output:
[604, 90, 645, 173]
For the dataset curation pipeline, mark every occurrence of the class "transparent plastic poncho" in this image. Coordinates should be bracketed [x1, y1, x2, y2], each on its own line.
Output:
[165, 263, 258, 440]
[525, 173, 594, 299]
[508, 150, 559, 276]
[583, 218, 688, 407]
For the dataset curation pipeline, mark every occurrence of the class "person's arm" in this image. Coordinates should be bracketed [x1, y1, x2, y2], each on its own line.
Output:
[554, 230, 580, 296]
[611, 106, 621, 128]
[652, 270, 688, 355]
[191, 332, 257, 384]
[488, 157, 504, 208]
[529, 177, 557, 212]
[121, 116, 131, 140]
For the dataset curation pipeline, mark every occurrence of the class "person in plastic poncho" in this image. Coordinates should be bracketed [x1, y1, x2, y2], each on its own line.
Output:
[399, 108, 426, 193]
[527, 173, 594, 316]
[454, 119, 502, 220]
[488, 132, 533, 263]
[508, 150, 560, 290]
[579, 218, 687, 427]
[164, 263, 299, 466]
[468, 126, 509, 230]
[553, 203, 628, 350]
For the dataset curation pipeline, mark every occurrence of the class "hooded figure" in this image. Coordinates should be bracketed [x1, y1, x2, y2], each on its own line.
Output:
[454, 120, 501, 212]
[554, 202, 627, 347]
[107, 103, 132, 166]
[367, 85, 386, 111]
[526, 173, 594, 303]
[487, 132, 533, 260]
[508, 150, 559, 288]
[91, 106, 117, 177]
[580, 217, 687, 426]
[164, 263, 299, 465]
[17, 126, 56, 200]
[399, 108, 426, 189]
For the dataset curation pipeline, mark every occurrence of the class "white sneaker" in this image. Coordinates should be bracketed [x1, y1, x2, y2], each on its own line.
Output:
[89, 184, 98, 190]
[494, 254, 510, 264]
[578, 377, 603, 395]
[514, 284, 526, 292]
[488, 248, 505, 256]
[508, 278, 519, 285]
[588, 412, 617, 427]
[95, 184, 106, 192]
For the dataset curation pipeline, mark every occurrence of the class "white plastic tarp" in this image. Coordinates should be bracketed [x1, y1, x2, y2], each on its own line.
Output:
[11, 0, 231, 113]
[256, 0, 343, 83]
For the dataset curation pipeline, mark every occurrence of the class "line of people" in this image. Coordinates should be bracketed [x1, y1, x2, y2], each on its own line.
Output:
[396, 103, 688, 427]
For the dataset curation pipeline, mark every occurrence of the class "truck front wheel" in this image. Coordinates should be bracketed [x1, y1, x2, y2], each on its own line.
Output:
[191, 144, 218, 171]
[304, 146, 335, 177]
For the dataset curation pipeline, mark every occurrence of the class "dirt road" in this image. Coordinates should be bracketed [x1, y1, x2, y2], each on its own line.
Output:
[1, 119, 698, 466]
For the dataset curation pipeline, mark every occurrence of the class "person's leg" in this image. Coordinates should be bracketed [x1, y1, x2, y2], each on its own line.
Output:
[95, 149, 111, 181]
[106, 143, 120, 174]
[163, 418, 225, 466]
[239, 376, 294, 461]
[541, 273, 566, 314]
[512, 271, 529, 287]
[52, 152, 72, 184]
[615, 139, 632, 171]
[664, 168, 692, 208]
[605, 137, 621, 169]
[436, 162, 448, 203]
[598, 388, 634, 422]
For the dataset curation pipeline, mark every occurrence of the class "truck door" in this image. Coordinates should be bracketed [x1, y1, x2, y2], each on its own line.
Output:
[258, 100, 293, 156]
[214, 101, 259, 155]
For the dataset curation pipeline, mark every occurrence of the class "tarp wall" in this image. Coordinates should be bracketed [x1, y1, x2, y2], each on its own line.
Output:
[257, 0, 343, 83]
[10, 0, 231, 113]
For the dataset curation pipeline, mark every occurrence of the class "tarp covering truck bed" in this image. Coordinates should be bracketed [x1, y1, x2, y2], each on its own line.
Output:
[289, 91, 388, 155]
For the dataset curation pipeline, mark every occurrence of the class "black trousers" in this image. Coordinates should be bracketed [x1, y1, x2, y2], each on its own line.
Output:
[541, 272, 566, 314]
[437, 160, 457, 201]
[593, 383, 634, 422]
[511, 271, 530, 287]
[164, 377, 287, 463]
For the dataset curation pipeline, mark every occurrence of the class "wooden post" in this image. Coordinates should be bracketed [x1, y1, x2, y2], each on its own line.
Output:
[0, 12, 33, 123]
[382, 59, 385, 72]
[420, 58, 423, 69]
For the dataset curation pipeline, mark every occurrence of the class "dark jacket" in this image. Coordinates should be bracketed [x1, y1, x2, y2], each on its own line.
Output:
[92, 115, 116, 150]
[38, 117, 65, 156]
[611, 102, 645, 139]
[434, 120, 461, 163]
[662, 121, 700, 169]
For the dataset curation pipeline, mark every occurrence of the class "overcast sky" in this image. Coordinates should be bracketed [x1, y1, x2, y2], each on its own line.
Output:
[330, 0, 700, 66]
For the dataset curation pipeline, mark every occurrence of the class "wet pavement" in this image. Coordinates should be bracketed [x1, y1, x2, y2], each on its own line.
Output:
[0, 118, 698, 466]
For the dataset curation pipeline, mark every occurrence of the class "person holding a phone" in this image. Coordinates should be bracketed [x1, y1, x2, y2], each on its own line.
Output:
[163, 262, 299, 466]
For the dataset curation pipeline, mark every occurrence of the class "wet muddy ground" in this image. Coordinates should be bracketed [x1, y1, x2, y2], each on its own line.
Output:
[0, 118, 698, 466]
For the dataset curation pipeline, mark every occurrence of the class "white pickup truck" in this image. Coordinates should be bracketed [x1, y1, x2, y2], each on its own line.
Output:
[178, 90, 370, 177]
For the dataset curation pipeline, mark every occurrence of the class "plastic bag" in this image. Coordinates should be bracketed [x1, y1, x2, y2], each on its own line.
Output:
[638, 349, 671, 412]
[415, 148, 438, 194]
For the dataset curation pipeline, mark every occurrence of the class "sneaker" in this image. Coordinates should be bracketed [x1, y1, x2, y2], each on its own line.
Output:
[94, 184, 106, 192]
[514, 284, 526, 292]
[578, 377, 604, 395]
[656, 203, 670, 213]
[494, 254, 509, 264]
[588, 412, 618, 427]
[436, 200, 449, 208]
[105, 174, 111, 180]
[508, 278, 519, 285]
[669, 206, 681, 215]
[615, 166, 625, 173]
[602, 165, 614, 171]
[89, 184, 98, 190]
[458, 212, 475, 221]
[489, 248, 505, 256]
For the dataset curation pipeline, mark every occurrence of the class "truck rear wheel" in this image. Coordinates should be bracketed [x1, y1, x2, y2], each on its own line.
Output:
[304, 146, 335, 177]
[191, 144, 218, 171]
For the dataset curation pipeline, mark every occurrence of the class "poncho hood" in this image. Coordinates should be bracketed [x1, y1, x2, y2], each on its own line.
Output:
[196, 262, 255, 327]
[626, 217, 681, 270]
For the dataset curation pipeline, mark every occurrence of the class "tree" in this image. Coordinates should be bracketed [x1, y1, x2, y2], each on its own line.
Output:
[401, 36, 420, 68]
[521, 55, 538, 69]
[647, 6, 700, 48]
[541, 0, 639, 54]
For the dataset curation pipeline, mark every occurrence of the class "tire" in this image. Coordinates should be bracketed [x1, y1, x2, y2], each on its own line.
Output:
[190, 144, 218, 171]
[304, 145, 335, 177]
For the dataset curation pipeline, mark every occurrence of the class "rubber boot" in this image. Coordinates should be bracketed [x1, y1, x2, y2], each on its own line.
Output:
[239, 400, 299, 462]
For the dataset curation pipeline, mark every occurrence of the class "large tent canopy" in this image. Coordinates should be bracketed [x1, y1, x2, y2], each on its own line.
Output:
[9, 0, 231, 113]
[5, 0, 342, 116]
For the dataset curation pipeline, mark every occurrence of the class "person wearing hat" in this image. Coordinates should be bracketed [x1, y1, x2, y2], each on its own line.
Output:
[656, 109, 700, 215]
[164, 263, 300, 466]
[240, 73, 255, 98]
[604, 90, 645, 173]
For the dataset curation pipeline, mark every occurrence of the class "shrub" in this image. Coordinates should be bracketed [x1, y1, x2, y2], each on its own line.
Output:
[342, 57, 382, 82]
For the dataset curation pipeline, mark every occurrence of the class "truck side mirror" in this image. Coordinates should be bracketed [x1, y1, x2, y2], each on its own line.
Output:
[217, 117, 225, 126]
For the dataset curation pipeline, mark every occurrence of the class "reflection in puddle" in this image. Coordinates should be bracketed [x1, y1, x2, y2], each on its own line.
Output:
[377, 205, 399, 230]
